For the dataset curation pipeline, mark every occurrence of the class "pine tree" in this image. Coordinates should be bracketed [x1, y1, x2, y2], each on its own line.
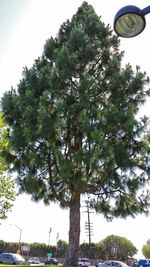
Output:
[1, 2, 150, 265]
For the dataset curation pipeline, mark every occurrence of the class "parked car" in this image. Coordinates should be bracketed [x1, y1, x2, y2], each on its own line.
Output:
[132, 259, 150, 267]
[0, 252, 25, 264]
[78, 258, 90, 267]
[28, 257, 40, 264]
[98, 260, 129, 267]
[44, 257, 58, 265]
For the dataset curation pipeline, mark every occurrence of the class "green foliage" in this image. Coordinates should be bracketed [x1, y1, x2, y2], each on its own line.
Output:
[79, 242, 98, 259]
[0, 240, 57, 258]
[0, 112, 16, 220]
[0, 175, 16, 220]
[0, 112, 9, 172]
[98, 235, 137, 261]
[142, 239, 150, 258]
[80, 236, 137, 260]
[57, 240, 68, 257]
[1, 2, 150, 216]
[1, 1, 150, 265]
[0, 237, 137, 260]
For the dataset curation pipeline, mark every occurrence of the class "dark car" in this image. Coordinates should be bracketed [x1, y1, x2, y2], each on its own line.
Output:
[44, 258, 58, 265]
[0, 253, 25, 264]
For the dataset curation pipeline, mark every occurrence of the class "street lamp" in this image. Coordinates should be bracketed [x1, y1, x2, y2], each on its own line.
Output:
[114, 5, 150, 37]
[10, 224, 22, 253]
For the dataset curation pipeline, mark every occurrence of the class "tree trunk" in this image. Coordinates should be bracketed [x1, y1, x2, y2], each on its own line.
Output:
[66, 192, 80, 266]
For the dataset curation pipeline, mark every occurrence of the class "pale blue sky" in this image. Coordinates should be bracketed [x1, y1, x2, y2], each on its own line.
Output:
[0, 0, 150, 259]
[0, 0, 34, 67]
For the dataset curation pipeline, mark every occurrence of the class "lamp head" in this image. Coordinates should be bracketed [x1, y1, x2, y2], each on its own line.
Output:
[114, 5, 146, 38]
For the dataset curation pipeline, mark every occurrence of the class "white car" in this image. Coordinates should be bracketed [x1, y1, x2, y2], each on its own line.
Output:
[98, 260, 129, 267]
[78, 258, 90, 267]
[28, 257, 40, 264]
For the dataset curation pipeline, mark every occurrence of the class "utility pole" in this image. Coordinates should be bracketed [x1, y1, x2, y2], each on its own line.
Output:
[56, 233, 59, 257]
[56, 232, 59, 244]
[84, 199, 93, 258]
[48, 227, 52, 246]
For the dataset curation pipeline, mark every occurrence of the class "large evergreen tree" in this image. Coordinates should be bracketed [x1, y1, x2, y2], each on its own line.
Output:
[1, 2, 150, 265]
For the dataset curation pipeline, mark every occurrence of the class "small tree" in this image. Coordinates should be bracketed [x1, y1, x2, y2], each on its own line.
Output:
[57, 240, 68, 257]
[98, 235, 137, 261]
[142, 239, 150, 258]
[1, 2, 150, 265]
[0, 112, 16, 220]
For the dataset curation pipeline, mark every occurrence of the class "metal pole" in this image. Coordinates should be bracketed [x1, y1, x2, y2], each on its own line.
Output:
[142, 6, 150, 15]
[48, 227, 52, 246]
[87, 203, 92, 257]
[56, 232, 59, 244]
[10, 224, 22, 253]
[56, 233, 59, 257]
[84, 200, 93, 258]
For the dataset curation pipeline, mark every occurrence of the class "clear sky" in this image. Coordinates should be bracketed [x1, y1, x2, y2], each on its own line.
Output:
[0, 0, 150, 259]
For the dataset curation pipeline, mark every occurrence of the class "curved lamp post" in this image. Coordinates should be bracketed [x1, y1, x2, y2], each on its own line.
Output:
[10, 224, 22, 253]
[114, 5, 150, 37]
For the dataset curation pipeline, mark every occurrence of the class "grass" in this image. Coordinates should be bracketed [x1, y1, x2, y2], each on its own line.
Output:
[0, 266, 74, 267]
[0, 265, 73, 267]
[0, 265, 71, 267]
[0, 265, 59, 267]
